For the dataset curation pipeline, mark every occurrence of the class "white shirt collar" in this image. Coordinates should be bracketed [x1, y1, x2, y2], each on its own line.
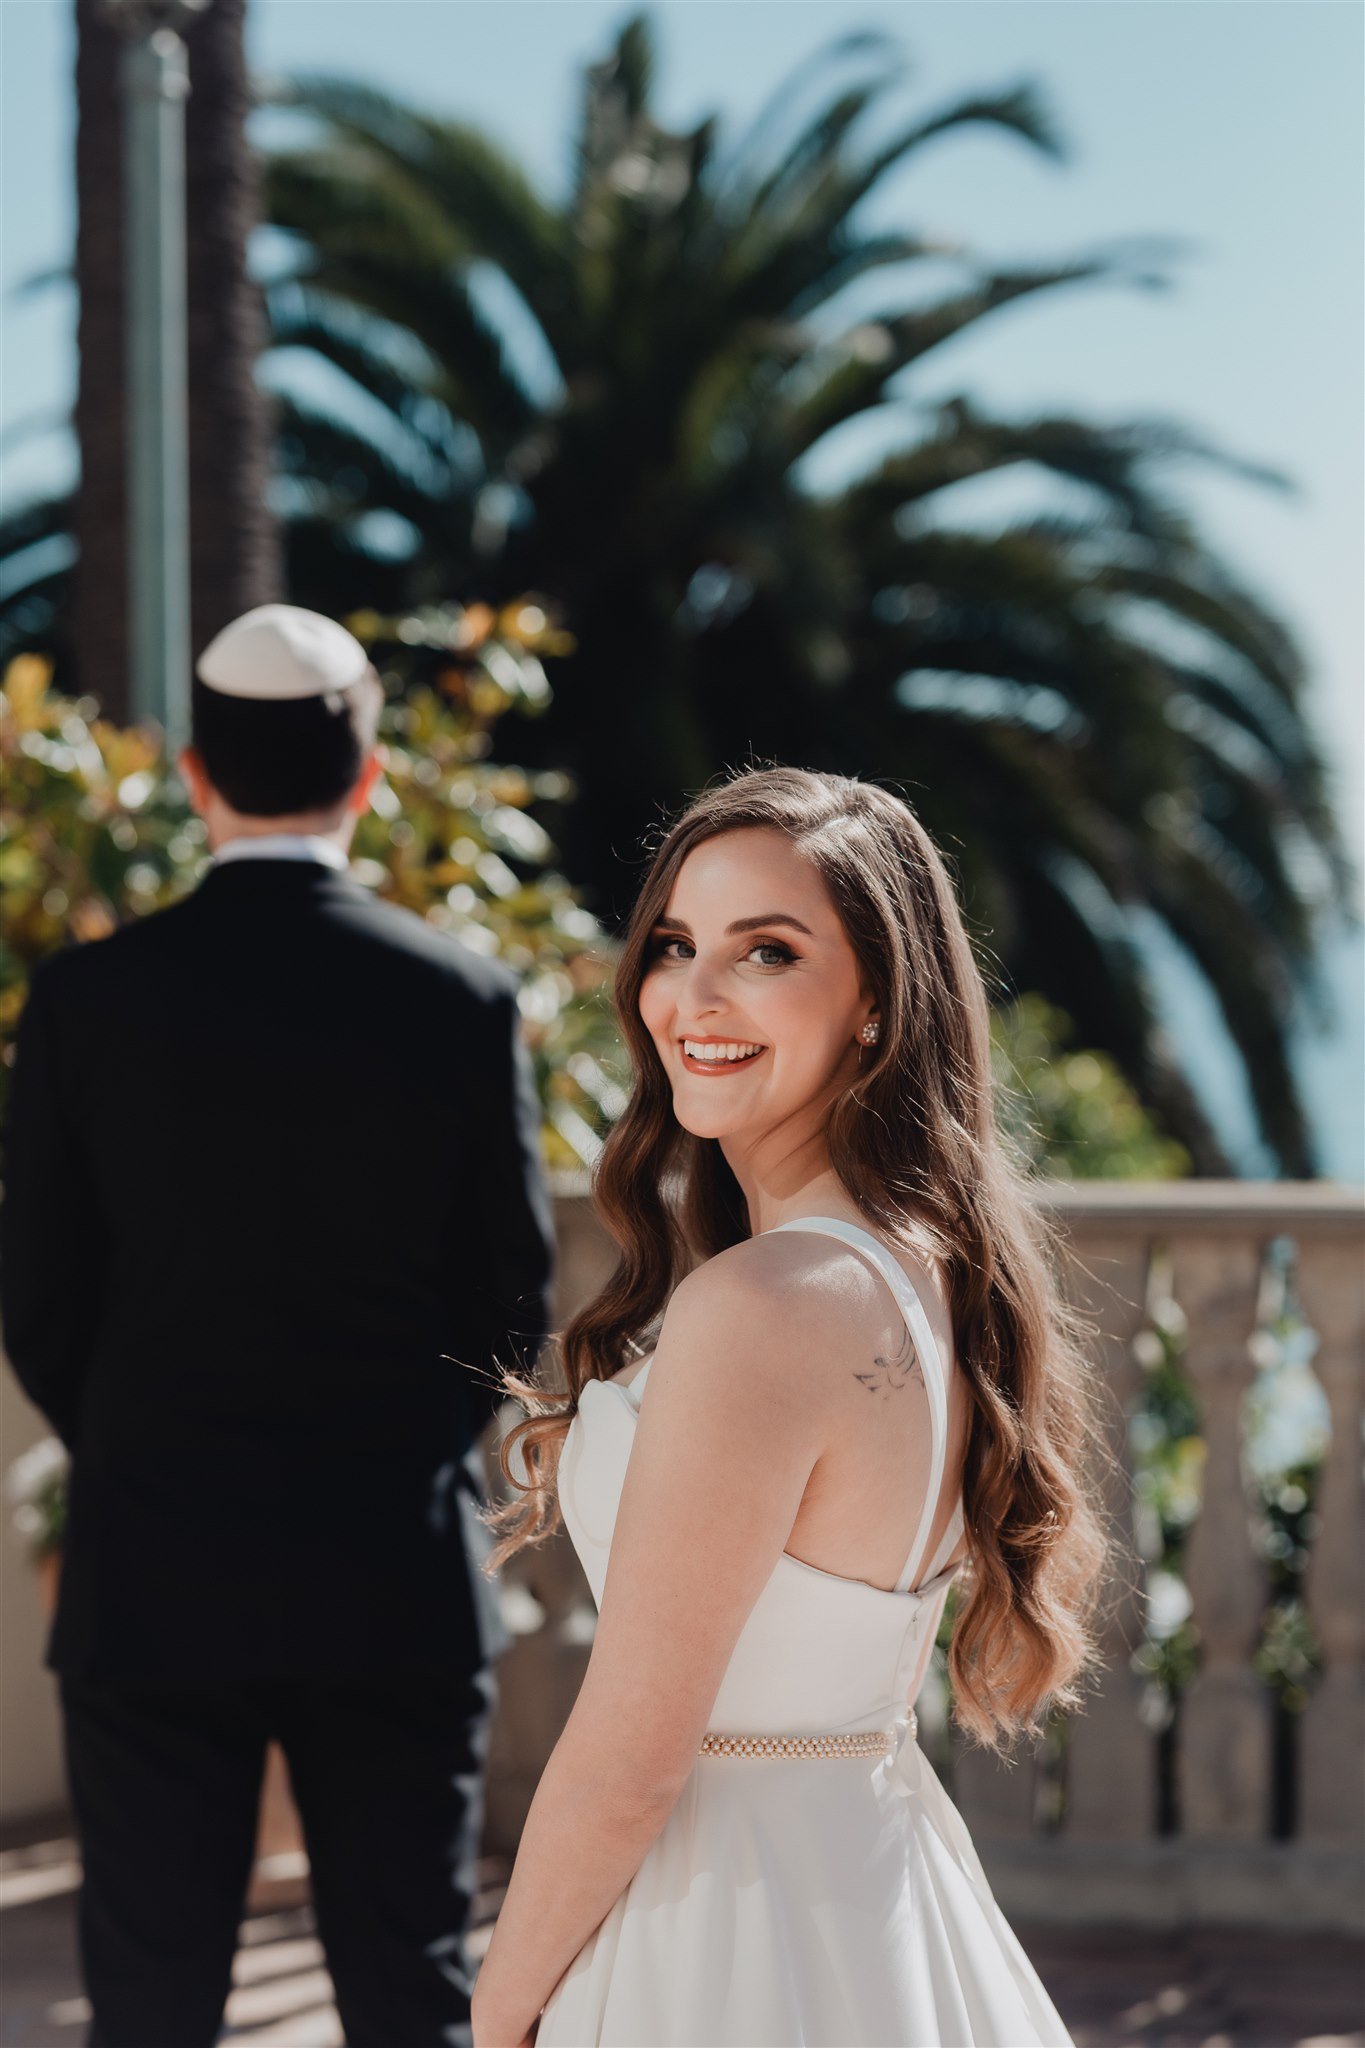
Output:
[213, 833, 350, 872]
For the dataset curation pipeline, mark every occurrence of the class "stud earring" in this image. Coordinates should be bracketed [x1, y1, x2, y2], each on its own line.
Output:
[859, 1020, 880, 1046]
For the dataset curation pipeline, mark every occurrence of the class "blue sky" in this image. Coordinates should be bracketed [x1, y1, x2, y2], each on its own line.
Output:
[1, 0, 1361, 1174]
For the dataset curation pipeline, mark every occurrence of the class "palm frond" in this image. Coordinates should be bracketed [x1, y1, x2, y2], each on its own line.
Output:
[272, 390, 471, 544]
[0, 491, 73, 563]
[0, 557, 74, 670]
[860, 78, 1071, 184]
[283, 76, 575, 349]
[785, 251, 1172, 450]
[1145, 839, 1317, 1172]
[742, 78, 902, 224]
[718, 28, 904, 190]
[1092, 555, 1307, 710]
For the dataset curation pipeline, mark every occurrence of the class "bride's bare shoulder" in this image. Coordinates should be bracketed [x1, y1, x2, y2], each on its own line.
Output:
[658, 1229, 902, 1391]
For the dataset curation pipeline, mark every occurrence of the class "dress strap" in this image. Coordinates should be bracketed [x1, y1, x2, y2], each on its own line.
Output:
[920, 1497, 965, 1582]
[764, 1216, 952, 1596]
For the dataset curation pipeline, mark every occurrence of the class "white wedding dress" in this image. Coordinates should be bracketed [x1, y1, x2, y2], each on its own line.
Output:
[536, 1216, 1074, 2047]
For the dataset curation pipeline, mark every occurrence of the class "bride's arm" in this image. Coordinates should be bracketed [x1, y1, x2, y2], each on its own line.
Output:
[471, 1243, 834, 2046]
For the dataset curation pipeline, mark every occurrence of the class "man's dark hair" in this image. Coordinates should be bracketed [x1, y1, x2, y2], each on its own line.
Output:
[190, 671, 384, 817]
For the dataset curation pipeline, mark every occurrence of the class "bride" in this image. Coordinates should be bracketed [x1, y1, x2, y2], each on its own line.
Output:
[472, 766, 1108, 2048]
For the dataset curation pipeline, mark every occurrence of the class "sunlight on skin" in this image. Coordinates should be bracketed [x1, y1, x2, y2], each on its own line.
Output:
[636, 826, 878, 1232]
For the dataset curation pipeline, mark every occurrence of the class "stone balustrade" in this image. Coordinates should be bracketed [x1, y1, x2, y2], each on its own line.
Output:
[485, 1183, 1365, 1931]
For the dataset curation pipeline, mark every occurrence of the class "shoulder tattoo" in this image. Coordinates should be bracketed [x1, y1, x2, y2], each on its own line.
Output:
[853, 1318, 924, 1402]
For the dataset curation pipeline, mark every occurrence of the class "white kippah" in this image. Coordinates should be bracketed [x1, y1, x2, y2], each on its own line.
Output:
[195, 604, 369, 701]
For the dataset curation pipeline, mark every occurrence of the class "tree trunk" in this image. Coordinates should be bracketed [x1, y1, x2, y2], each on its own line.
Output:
[73, 0, 280, 724]
[183, 0, 281, 661]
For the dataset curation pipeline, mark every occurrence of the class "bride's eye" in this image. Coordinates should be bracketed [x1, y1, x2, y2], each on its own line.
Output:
[646, 933, 796, 967]
[749, 939, 796, 968]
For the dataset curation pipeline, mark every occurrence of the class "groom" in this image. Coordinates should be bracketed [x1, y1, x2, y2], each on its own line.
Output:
[0, 605, 556, 2047]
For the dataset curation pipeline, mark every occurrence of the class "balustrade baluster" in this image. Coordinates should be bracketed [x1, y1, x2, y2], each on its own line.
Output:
[952, 1730, 1040, 1839]
[1297, 1234, 1365, 1845]
[1059, 1231, 1153, 1839]
[1172, 1235, 1269, 1839]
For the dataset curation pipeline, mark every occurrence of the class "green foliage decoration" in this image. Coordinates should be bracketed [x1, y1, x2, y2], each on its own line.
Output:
[1243, 1249, 1329, 1722]
[0, 652, 200, 1063]
[1129, 1287, 1205, 1732]
[991, 991, 1190, 1181]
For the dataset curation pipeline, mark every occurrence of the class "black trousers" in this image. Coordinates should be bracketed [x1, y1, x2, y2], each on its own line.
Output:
[59, 1665, 496, 2048]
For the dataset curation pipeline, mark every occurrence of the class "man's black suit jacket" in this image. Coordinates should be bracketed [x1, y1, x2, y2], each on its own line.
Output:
[0, 856, 556, 1684]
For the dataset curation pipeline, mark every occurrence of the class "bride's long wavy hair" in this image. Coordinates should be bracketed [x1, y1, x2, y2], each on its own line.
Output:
[485, 766, 1114, 1751]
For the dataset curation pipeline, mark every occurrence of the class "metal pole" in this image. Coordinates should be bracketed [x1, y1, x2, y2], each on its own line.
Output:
[123, 26, 192, 742]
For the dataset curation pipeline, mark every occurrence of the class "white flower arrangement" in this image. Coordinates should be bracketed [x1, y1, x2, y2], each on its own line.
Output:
[5, 1436, 69, 1562]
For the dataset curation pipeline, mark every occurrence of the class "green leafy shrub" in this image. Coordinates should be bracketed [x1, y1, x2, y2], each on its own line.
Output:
[991, 991, 1190, 1181]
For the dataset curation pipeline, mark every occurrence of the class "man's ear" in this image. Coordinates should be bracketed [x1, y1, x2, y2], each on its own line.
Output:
[348, 747, 387, 816]
[178, 746, 211, 816]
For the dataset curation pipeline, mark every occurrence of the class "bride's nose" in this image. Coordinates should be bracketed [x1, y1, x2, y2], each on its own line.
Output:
[679, 954, 729, 1017]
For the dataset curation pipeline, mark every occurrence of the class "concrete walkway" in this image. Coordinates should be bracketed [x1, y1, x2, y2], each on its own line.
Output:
[2, 1823, 1361, 2047]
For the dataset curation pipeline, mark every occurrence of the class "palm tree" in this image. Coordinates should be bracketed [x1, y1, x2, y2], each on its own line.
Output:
[256, 18, 1348, 1172]
[5, 0, 279, 719]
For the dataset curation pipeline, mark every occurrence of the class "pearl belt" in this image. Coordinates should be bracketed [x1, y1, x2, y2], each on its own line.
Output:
[699, 1710, 915, 1760]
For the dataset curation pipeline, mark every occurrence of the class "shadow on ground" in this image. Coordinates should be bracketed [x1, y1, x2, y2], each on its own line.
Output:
[2, 1819, 1362, 2047]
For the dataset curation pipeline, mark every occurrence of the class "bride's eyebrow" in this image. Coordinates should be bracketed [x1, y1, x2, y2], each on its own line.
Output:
[651, 913, 815, 938]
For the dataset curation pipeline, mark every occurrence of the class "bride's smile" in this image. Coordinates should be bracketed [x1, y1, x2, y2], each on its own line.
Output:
[677, 1037, 768, 1070]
